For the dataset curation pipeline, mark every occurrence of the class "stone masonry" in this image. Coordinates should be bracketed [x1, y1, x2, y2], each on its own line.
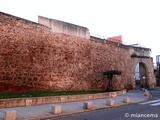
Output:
[0, 11, 155, 92]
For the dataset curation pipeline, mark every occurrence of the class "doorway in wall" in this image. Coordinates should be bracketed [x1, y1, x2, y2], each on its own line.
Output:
[135, 62, 148, 88]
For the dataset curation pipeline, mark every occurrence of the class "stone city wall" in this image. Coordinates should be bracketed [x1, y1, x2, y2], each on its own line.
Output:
[0, 12, 134, 92]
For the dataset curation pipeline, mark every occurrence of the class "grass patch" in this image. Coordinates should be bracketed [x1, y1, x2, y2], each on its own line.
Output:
[0, 90, 107, 99]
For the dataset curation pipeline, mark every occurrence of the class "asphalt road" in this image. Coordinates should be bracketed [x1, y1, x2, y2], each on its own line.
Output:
[48, 87, 160, 120]
[149, 87, 160, 99]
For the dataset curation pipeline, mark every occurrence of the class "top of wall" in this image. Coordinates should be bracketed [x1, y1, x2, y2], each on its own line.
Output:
[0, 11, 44, 27]
[128, 45, 151, 57]
[38, 16, 90, 39]
[128, 45, 151, 51]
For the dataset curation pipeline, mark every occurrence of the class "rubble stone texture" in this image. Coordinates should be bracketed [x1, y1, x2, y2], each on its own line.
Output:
[0, 12, 150, 92]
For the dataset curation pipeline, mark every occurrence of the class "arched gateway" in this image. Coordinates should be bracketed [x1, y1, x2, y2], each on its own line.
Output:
[128, 45, 156, 89]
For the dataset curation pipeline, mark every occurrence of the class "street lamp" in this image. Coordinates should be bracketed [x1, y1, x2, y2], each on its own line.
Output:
[142, 76, 146, 91]
[134, 76, 136, 90]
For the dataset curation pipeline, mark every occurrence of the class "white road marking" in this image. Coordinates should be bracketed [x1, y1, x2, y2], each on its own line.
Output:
[139, 99, 160, 105]
[150, 102, 160, 106]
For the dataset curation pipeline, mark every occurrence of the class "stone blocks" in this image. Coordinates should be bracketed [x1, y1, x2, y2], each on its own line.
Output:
[123, 98, 131, 103]
[107, 100, 114, 106]
[26, 99, 32, 106]
[83, 102, 92, 109]
[144, 89, 149, 96]
[51, 106, 61, 114]
[111, 92, 117, 97]
[4, 111, 16, 120]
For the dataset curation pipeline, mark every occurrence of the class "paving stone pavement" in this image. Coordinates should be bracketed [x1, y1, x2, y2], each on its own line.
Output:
[0, 88, 148, 120]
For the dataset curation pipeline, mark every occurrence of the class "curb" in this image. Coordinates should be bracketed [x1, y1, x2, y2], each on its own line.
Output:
[0, 89, 126, 108]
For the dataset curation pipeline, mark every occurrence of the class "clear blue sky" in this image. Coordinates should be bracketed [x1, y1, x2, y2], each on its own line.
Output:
[0, 0, 159, 62]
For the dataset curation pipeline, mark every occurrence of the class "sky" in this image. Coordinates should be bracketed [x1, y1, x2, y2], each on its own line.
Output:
[0, 0, 160, 63]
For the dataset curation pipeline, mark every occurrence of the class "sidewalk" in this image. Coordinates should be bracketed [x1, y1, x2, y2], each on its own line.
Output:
[0, 88, 148, 120]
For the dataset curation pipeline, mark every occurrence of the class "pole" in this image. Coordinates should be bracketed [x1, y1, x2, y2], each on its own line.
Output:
[143, 76, 146, 91]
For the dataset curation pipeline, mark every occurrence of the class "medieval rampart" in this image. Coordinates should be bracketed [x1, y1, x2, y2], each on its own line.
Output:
[1, 11, 155, 92]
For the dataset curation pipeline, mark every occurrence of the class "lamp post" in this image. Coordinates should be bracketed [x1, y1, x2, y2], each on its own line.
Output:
[142, 76, 146, 91]
[134, 76, 136, 89]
